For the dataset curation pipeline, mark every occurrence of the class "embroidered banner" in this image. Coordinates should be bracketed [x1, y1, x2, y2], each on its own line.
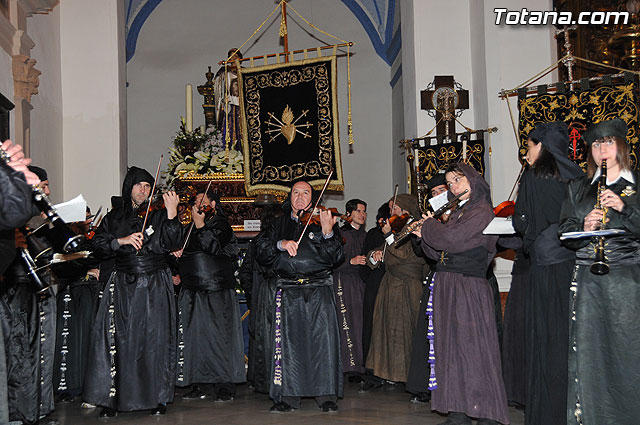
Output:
[518, 82, 640, 170]
[238, 56, 344, 196]
[415, 134, 486, 181]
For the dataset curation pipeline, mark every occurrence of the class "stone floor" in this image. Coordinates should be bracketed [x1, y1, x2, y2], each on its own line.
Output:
[47, 381, 525, 425]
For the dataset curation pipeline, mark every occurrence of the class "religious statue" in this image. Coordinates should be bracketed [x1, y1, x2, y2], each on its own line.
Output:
[214, 48, 243, 152]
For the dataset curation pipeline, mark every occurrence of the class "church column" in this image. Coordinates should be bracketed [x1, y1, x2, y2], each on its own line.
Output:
[59, 0, 127, 209]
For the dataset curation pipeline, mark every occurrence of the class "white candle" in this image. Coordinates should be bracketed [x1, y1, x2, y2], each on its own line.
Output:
[200, 125, 205, 134]
[186, 84, 193, 132]
[414, 149, 419, 169]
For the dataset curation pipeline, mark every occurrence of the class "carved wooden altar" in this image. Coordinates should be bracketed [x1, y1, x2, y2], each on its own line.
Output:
[173, 172, 262, 237]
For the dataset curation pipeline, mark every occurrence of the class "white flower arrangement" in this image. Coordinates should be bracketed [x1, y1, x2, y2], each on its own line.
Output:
[163, 119, 244, 187]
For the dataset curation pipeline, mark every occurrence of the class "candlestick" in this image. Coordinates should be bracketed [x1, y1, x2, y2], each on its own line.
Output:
[186, 84, 193, 132]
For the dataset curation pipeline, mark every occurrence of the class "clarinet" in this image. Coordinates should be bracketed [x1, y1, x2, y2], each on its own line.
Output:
[0, 146, 84, 253]
[590, 159, 609, 275]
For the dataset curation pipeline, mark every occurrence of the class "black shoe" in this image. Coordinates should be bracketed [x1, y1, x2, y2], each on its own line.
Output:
[410, 392, 431, 404]
[99, 407, 117, 418]
[37, 418, 60, 425]
[348, 374, 364, 383]
[438, 412, 472, 425]
[55, 392, 73, 403]
[269, 402, 293, 413]
[358, 380, 383, 393]
[183, 386, 207, 400]
[476, 419, 500, 425]
[320, 401, 338, 412]
[214, 388, 234, 402]
[150, 404, 167, 416]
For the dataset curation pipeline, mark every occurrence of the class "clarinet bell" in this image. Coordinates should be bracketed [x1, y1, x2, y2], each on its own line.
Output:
[590, 259, 610, 275]
[590, 237, 610, 275]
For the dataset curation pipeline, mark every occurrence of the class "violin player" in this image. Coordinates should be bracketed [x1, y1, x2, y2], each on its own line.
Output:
[255, 179, 344, 413]
[365, 194, 428, 389]
[174, 189, 245, 402]
[332, 199, 367, 382]
[83, 166, 182, 418]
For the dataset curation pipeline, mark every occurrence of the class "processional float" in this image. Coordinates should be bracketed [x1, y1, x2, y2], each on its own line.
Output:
[167, 0, 353, 234]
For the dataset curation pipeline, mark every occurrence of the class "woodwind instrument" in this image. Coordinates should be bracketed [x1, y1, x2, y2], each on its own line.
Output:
[591, 159, 610, 275]
[393, 189, 468, 247]
[0, 146, 84, 254]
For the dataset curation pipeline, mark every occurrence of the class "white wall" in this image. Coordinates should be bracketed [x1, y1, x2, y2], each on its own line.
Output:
[127, 0, 394, 218]
[29, 7, 63, 201]
[59, 0, 127, 210]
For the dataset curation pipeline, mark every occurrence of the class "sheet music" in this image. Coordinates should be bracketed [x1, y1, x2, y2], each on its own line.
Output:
[54, 194, 87, 223]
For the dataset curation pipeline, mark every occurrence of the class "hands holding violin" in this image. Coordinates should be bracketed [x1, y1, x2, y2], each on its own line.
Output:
[163, 191, 180, 220]
[118, 232, 144, 250]
[191, 204, 206, 229]
[282, 208, 338, 257]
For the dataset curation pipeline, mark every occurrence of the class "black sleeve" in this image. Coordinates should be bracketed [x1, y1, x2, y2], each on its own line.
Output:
[558, 179, 591, 250]
[192, 216, 234, 256]
[0, 162, 36, 230]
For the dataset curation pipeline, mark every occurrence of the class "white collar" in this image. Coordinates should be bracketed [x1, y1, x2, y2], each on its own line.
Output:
[591, 167, 635, 185]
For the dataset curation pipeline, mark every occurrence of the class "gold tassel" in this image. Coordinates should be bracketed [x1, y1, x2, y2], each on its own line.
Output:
[347, 44, 354, 145]
[279, 4, 287, 37]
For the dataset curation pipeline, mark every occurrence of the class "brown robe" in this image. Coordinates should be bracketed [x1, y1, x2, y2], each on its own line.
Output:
[365, 227, 428, 382]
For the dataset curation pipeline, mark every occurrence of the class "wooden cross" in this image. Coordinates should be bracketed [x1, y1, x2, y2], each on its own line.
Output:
[420, 76, 469, 139]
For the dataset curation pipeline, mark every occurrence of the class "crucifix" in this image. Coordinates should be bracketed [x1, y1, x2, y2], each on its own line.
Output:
[420, 76, 469, 140]
[554, 25, 577, 85]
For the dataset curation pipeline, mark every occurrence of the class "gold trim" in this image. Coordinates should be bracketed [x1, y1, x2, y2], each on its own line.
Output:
[179, 173, 245, 181]
[220, 197, 257, 203]
[238, 55, 344, 196]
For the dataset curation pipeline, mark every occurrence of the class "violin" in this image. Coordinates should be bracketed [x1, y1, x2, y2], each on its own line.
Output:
[492, 163, 526, 217]
[136, 194, 188, 219]
[493, 200, 515, 218]
[298, 206, 348, 226]
[196, 204, 216, 216]
[384, 213, 411, 233]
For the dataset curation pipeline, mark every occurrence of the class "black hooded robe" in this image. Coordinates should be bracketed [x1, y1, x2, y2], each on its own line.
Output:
[255, 214, 344, 405]
[559, 170, 640, 425]
[51, 237, 100, 400]
[512, 122, 584, 425]
[420, 163, 509, 424]
[332, 224, 367, 374]
[239, 239, 277, 394]
[83, 167, 182, 411]
[175, 213, 245, 391]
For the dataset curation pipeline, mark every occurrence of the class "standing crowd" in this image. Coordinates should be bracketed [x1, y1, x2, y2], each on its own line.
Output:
[0, 117, 638, 425]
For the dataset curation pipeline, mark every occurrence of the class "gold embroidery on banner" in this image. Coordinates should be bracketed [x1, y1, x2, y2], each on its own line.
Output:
[266, 105, 313, 144]
[518, 83, 639, 171]
[238, 56, 344, 195]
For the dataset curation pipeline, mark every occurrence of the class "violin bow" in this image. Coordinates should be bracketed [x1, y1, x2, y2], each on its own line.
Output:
[140, 154, 164, 233]
[295, 169, 334, 245]
[181, 180, 213, 251]
[381, 184, 400, 261]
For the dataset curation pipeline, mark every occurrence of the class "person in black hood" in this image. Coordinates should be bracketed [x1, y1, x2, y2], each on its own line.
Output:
[83, 166, 182, 418]
[418, 163, 509, 425]
[174, 189, 245, 402]
[255, 179, 344, 413]
[512, 121, 584, 425]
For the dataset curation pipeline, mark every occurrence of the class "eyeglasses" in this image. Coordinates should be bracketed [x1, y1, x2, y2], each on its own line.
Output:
[592, 138, 615, 148]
